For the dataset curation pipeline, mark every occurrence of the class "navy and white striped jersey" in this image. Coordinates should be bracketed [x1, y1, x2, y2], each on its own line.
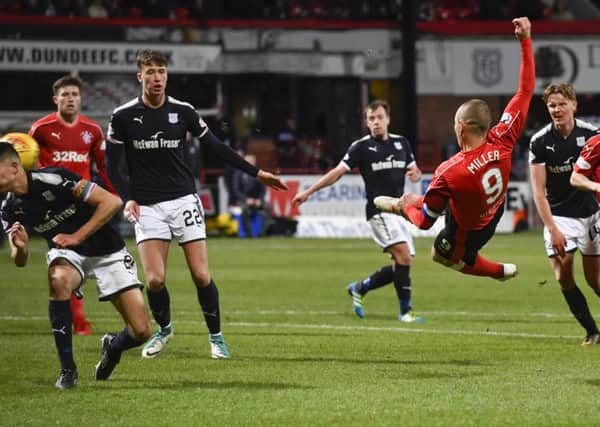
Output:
[107, 96, 208, 205]
[342, 133, 416, 219]
[529, 119, 599, 218]
[0, 167, 124, 256]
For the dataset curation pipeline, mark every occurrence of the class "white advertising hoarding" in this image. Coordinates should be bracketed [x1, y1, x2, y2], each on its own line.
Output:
[0, 40, 221, 73]
[219, 174, 531, 238]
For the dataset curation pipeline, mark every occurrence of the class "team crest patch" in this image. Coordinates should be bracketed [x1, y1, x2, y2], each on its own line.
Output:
[169, 113, 179, 124]
[81, 130, 93, 145]
[576, 137, 586, 147]
[500, 112, 512, 124]
[42, 190, 56, 201]
[472, 49, 502, 87]
[394, 142, 403, 150]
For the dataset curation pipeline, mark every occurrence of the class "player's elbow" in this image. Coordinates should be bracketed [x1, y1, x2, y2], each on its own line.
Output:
[569, 172, 582, 189]
[107, 193, 123, 215]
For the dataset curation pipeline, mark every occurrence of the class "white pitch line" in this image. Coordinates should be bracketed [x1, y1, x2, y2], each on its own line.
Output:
[0, 314, 580, 340]
[0, 309, 573, 319]
[228, 321, 580, 340]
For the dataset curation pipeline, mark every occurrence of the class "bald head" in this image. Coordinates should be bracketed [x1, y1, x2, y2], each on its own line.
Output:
[455, 99, 492, 137]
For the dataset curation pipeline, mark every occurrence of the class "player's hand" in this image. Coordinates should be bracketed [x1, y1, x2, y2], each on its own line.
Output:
[7, 222, 28, 249]
[257, 170, 288, 191]
[123, 200, 140, 224]
[52, 233, 81, 249]
[406, 168, 421, 183]
[549, 227, 567, 258]
[398, 193, 421, 210]
[292, 191, 309, 206]
[512, 17, 531, 40]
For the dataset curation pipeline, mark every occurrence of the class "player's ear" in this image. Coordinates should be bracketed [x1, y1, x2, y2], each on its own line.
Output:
[52, 95, 58, 106]
[136, 72, 142, 83]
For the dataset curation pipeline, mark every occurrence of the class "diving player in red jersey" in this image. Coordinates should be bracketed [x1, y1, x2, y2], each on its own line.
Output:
[376, 17, 534, 281]
[29, 75, 115, 336]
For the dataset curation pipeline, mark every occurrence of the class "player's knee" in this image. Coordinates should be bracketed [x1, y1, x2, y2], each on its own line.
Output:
[47, 271, 75, 299]
[191, 270, 211, 287]
[146, 275, 166, 291]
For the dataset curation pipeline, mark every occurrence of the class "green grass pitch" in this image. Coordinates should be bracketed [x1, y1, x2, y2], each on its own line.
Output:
[1, 232, 600, 426]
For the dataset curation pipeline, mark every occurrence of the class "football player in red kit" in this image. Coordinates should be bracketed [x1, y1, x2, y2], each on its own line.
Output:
[571, 134, 600, 198]
[376, 17, 534, 281]
[29, 75, 116, 335]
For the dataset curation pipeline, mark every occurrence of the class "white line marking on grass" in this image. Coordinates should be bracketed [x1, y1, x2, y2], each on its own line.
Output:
[0, 314, 580, 340]
[228, 321, 580, 340]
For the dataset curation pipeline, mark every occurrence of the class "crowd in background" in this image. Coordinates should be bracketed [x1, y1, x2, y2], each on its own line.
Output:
[1, 0, 594, 21]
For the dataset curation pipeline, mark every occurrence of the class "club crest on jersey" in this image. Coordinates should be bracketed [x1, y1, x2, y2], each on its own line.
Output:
[577, 137, 586, 147]
[394, 142, 403, 150]
[81, 130, 93, 145]
[472, 49, 502, 87]
[169, 113, 179, 124]
[42, 190, 56, 202]
[500, 112, 512, 124]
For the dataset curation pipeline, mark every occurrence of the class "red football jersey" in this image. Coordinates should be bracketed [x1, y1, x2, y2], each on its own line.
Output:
[574, 134, 600, 201]
[29, 112, 115, 193]
[407, 38, 534, 231]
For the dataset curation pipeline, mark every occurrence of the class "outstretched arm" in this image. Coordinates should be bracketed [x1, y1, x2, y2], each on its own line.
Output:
[201, 130, 287, 191]
[293, 163, 347, 206]
[570, 171, 600, 193]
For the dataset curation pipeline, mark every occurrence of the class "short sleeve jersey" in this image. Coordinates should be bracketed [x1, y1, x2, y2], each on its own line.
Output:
[107, 96, 208, 205]
[529, 119, 599, 218]
[0, 167, 124, 256]
[342, 133, 416, 219]
[29, 112, 106, 181]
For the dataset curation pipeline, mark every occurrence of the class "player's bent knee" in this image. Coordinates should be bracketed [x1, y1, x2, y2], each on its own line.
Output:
[146, 275, 166, 291]
[48, 273, 77, 299]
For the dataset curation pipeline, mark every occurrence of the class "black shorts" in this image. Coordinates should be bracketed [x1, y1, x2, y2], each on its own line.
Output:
[433, 206, 504, 266]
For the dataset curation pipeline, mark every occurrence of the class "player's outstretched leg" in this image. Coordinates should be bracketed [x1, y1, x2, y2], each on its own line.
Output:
[455, 255, 517, 281]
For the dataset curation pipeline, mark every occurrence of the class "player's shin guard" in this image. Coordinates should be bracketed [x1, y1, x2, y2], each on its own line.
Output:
[111, 327, 145, 353]
[49, 300, 76, 371]
[562, 286, 599, 335]
[196, 280, 221, 334]
[359, 265, 394, 295]
[146, 287, 171, 329]
[459, 255, 503, 279]
[393, 264, 412, 315]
